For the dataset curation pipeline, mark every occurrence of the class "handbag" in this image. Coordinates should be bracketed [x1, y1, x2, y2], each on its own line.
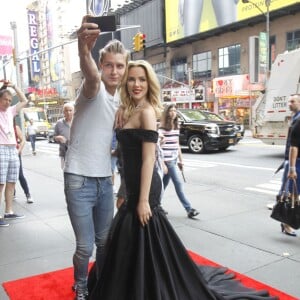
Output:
[270, 178, 300, 229]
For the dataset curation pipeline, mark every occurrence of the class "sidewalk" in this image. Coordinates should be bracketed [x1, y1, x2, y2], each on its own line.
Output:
[0, 149, 300, 299]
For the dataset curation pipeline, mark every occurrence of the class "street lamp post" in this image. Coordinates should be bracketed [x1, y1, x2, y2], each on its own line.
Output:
[242, 0, 271, 76]
[10, 21, 22, 90]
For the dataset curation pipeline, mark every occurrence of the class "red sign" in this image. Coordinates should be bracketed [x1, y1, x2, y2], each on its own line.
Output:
[0, 35, 12, 56]
[27, 87, 58, 98]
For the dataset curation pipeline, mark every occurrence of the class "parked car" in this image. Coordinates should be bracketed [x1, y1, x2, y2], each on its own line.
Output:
[177, 109, 241, 154]
[47, 125, 56, 143]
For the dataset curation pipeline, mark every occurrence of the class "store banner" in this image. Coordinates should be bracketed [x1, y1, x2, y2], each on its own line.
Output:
[165, 0, 300, 43]
[27, 10, 40, 82]
[0, 35, 12, 56]
[213, 74, 264, 98]
[162, 85, 205, 103]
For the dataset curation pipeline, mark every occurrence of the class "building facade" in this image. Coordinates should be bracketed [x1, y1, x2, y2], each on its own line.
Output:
[113, 0, 300, 127]
[14, 0, 300, 126]
[24, 0, 79, 123]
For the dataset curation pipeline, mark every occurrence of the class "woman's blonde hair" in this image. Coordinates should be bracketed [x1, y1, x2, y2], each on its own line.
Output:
[120, 60, 163, 119]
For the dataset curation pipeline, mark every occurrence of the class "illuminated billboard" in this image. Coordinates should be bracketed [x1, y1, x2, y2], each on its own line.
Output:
[165, 0, 300, 43]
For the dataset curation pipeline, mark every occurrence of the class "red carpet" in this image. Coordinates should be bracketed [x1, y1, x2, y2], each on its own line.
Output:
[2, 251, 297, 300]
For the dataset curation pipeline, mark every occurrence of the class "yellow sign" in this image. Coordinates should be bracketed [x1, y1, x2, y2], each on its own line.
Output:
[36, 101, 58, 105]
[165, 0, 300, 43]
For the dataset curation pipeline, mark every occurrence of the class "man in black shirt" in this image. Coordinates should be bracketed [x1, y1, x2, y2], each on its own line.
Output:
[287, 94, 300, 189]
[281, 94, 300, 236]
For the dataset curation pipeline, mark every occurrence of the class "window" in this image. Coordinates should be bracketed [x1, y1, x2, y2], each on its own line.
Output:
[287, 30, 300, 51]
[171, 57, 187, 82]
[218, 44, 241, 76]
[192, 51, 211, 79]
[153, 62, 166, 85]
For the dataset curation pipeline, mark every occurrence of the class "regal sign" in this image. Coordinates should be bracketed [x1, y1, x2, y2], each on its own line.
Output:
[27, 10, 40, 81]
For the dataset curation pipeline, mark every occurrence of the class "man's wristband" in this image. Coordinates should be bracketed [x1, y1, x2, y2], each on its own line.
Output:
[289, 166, 296, 172]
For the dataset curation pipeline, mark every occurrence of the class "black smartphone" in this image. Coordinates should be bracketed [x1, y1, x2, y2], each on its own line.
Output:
[86, 15, 116, 32]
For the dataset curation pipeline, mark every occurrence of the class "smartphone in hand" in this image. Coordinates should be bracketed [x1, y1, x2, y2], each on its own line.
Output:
[86, 15, 116, 32]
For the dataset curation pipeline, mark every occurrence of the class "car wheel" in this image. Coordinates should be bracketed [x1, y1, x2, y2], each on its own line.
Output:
[187, 135, 205, 154]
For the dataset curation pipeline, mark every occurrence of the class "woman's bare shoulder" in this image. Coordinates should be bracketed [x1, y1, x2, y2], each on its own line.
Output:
[140, 106, 156, 130]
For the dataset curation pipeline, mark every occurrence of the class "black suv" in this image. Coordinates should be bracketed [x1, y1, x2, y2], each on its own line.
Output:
[177, 109, 242, 153]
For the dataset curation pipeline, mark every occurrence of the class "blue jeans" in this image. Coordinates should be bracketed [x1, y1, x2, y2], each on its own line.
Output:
[64, 173, 114, 291]
[29, 134, 36, 152]
[163, 159, 192, 212]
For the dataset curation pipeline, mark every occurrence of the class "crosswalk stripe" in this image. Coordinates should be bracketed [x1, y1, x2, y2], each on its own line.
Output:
[256, 183, 280, 190]
[269, 180, 281, 184]
[245, 187, 278, 195]
[183, 158, 275, 171]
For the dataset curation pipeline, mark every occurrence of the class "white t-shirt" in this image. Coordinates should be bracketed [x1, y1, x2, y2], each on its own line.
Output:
[64, 81, 119, 177]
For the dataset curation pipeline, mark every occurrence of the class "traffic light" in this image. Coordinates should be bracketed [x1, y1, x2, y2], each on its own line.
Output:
[132, 33, 146, 52]
[137, 33, 146, 51]
[132, 33, 140, 52]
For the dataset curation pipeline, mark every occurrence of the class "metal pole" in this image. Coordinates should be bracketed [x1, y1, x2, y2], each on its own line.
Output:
[10, 21, 22, 90]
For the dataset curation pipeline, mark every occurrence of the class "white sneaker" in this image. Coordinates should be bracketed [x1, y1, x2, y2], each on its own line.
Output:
[267, 203, 275, 210]
[27, 196, 34, 204]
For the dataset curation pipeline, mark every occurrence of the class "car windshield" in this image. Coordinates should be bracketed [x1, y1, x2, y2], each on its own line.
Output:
[179, 110, 207, 121]
[25, 111, 46, 122]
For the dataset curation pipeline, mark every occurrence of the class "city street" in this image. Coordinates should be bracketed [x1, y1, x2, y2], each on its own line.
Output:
[1, 133, 300, 299]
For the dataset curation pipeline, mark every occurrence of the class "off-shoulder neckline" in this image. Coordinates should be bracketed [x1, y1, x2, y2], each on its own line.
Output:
[119, 128, 158, 134]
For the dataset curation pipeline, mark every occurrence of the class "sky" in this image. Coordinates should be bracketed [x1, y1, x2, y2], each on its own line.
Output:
[0, 0, 129, 53]
[0, 0, 129, 81]
[0, 0, 31, 47]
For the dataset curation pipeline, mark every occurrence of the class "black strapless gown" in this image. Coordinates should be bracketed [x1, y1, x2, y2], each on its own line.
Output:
[88, 129, 278, 300]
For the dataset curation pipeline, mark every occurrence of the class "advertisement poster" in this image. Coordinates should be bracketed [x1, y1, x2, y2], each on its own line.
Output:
[165, 0, 300, 43]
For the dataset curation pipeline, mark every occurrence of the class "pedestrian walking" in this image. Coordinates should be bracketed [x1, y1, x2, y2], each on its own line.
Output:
[284, 94, 300, 236]
[26, 119, 37, 155]
[158, 104, 199, 218]
[270, 94, 300, 236]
